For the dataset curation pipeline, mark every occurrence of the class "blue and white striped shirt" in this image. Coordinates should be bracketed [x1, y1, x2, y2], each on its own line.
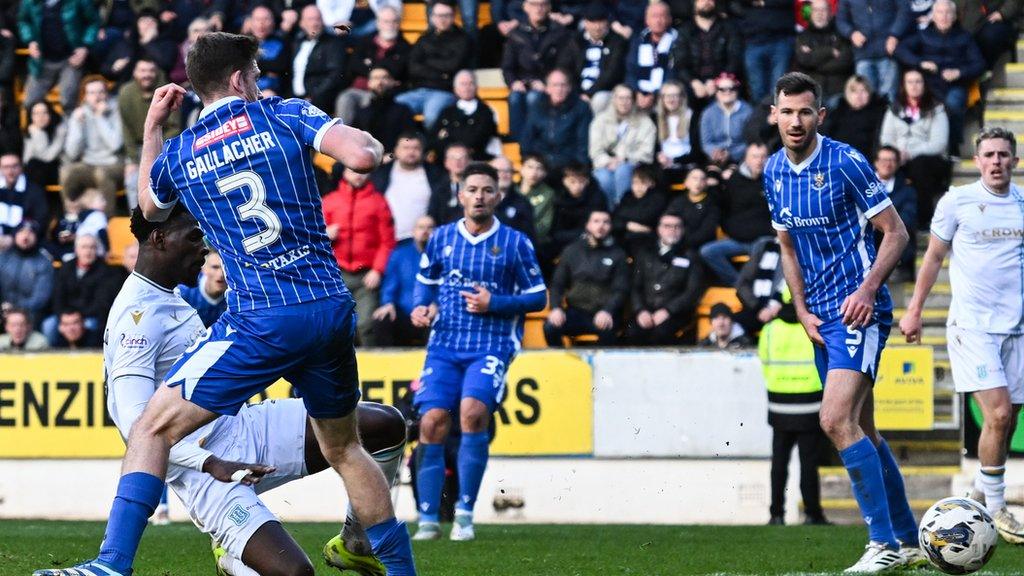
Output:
[150, 96, 348, 312]
[764, 134, 893, 322]
[415, 219, 546, 356]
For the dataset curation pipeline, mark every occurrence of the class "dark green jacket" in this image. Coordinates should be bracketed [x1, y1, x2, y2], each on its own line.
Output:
[18, 0, 100, 76]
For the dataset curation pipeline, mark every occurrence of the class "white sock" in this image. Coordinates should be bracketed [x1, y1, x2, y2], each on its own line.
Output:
[343, 442, 407, 544]
[976, 466, 1007, 513]
[220, 553, 260, 576]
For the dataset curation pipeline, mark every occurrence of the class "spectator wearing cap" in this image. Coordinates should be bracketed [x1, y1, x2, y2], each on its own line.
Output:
[624, 2, 678, 111]
[502, 0, 570, 142]
[430, 71, 500, 161]
[699, 302, 752, 349]
[836, 0, 912, 101]
[0, 307, 49, 351]
[544, 209, 629, 347]
[520, 68, 592, 173]
[0, 153, 48, 251]
[396, 0, 472, 130]
[673, 0, 743, 107]
[290, 5, 347, 115]
[626, 212, 703, 345]
[0, 220, 54, 324]
[589, 85, 657, 208]
[17, 0, 100, 112]
[793, 0, 854, 101]
[736, 0, 796, 103]
[334, 6, 410, 123]
[557, 2, 628, 115]
[699, 73, 752, 167]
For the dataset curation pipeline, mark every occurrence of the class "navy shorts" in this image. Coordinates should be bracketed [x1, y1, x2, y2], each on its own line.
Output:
[813, 311, 892, 385]
[414, 348, 511, 414]
[164, 296, 361, 418]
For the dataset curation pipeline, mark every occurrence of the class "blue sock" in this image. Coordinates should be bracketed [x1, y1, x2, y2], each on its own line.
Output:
[840, 437, 899, 549]
[876, 439, 918, 546]
[456, 431, 490, 514]
[415, 443, 445, 524]
[97, 472, 165, 572]
[367, 518, 417, 576]
[159, 486, 168, 507]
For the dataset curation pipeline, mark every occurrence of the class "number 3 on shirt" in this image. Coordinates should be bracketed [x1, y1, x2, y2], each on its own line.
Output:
[216, 170, 282, 253]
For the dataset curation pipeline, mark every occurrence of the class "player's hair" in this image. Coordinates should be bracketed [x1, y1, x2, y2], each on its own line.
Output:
[521, 153, 548, 170]
[975, 126, 1017, 156]
[774, 72, 821, 109]
[461, 162, 499, 185]
[130, 205, 195, 244]
[876, 145, 901, 163]
[186, 32, 260, 101]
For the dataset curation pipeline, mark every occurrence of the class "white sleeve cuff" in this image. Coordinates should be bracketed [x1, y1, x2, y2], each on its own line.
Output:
[148, 187, 178, 210]
[416, 273, 443, 286]
[522, 283, 547, 294]
[771, 220, 787, 231]
[313, 118, 343, 152]
[169, 440, 215, 472]
[929, 227, 953, 243]
[863, 197, 893, 220]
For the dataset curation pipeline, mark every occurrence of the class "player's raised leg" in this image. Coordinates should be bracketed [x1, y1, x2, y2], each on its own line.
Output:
[819, 369, 901, 570]
[972, 387, 1024, 543]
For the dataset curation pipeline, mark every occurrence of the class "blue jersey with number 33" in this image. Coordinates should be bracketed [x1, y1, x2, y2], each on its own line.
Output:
[150, 96, 349, 312]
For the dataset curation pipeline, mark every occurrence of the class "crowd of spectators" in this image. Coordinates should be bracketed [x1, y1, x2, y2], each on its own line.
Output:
[0, 0, 1017, 351]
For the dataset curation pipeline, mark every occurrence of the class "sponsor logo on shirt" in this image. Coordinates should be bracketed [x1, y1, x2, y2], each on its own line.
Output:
[778, 206, 831, 229]
[979, 228, 1024, 240]
[193, 114, 253, 151]
[119, 333, 149, 349]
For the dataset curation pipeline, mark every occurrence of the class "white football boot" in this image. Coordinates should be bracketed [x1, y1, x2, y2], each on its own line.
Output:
[843, 542, 903, 573]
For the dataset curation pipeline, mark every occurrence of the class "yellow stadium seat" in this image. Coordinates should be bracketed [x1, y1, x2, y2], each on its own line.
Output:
[313, 152, 336, 175]
[696, 287, 743, 341]
[107, 216, 133, 267]
[522, 307, 549, 349]
[501, 142, 521, 169]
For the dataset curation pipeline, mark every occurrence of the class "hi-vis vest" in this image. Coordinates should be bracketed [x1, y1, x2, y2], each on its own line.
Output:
[758, 318, 823, 429]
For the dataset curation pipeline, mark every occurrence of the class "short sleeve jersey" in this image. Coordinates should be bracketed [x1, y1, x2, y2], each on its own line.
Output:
[416, 219, 546, 356]
[763, 134, 894, 322]
[931, 180, 1024, 334]
[149, 96, 348, 312]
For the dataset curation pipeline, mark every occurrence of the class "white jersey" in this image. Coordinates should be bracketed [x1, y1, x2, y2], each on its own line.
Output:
[931, 180, 1024, 334]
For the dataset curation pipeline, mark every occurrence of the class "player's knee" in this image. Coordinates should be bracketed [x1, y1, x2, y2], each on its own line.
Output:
[818, 410, 849, 441]
[459, 405, 489, 433]
[419, 409, 451, 443]
[986, 403, 1013, 432]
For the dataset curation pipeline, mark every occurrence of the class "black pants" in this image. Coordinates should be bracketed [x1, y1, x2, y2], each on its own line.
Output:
[372, 312, 429, 347]
[543, 306, 617, 347]
[770, 427, 825, 519]
[906, 155, 951, 230]
[624, 313, 691, 346]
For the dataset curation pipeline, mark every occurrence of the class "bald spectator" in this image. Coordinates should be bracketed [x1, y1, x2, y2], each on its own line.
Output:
[0, 307, 49, 351]
[520, 68, 592, 173]
[371, 132, 444, 241]
[0, 221, 53, 324]
[624, 2, 677, 110]
[793, 0, 854, 100]
[558, 2, 628, 114]
[291, 5, 347, 114]
[503, 0, 570, 141]
[895, 0, 985, 155]
[351, 67, 417, 152]
[491, 156, 536, 240]
[248, 6, 291, 96]
[430, 71, 499, 160]
[43, 234, 122, 344]
[428, 143, 472, 225]
[397, 0, 471, 129]
[334, 6, 410, 123]
[673, 0, 743, 106]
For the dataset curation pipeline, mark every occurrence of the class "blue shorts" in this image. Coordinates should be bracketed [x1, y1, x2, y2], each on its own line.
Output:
[813, 311, 892, 385]
[164, 296, 361, 419]
[414, 348, 511, 414]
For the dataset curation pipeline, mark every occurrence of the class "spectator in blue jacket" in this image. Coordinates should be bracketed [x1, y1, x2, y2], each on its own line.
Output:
[735, 0, 796, 102]
[895, 0, 985, 155]
[373, 215, 435, 347]
[624, 2, 678, 111]
[699, 73, 752, 166]
[521, 68, 592, 172]
[176, 248, 227, 328]
[836, 0, 912, 100]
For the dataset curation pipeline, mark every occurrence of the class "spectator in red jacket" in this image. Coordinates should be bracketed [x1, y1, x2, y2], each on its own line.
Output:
[323, 167, 397, 346]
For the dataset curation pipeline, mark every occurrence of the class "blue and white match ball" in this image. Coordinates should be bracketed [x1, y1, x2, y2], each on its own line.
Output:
[919, 497, 998, 574]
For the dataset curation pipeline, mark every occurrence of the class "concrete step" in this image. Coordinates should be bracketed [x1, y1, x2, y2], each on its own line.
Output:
[952, 158, 979, 177]
[987, 87, 1024, 104]
[1018, 39, 1024, 64]
[984, 109, 1024, 134]
[893, 307, 948, 326]
[1006, 62, 1024, 87]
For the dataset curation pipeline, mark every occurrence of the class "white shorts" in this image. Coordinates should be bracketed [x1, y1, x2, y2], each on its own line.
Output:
[168, 398, 308, 558]
[947, 326, 1024, 404]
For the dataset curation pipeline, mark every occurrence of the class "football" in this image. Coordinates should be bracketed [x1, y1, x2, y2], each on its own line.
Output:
[919, 497, 999, 574]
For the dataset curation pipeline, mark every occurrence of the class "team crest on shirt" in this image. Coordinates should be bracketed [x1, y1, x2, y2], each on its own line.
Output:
[978, 203, 987, 213]
[444, 245, 454, 257]
[813, 172, 826, 190]
[227, 504, 251, 527]
[774, 179, 782, 192]
[489, 245, 502, 257]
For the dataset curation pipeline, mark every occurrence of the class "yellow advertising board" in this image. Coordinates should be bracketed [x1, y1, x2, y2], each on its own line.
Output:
[874, 345, 934, 431]
[0, 351, 593, 458]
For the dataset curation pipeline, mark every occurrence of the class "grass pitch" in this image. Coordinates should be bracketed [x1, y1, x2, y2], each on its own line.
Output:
[2, 521, 1024, 575]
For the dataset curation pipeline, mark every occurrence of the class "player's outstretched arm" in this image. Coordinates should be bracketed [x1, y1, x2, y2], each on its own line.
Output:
[778, 229, 823, 346]
[319, 123, 385, 174]
[841, 205, 909, 327]
[139, 84, 187, 221]
[899, 234, 950, 343]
